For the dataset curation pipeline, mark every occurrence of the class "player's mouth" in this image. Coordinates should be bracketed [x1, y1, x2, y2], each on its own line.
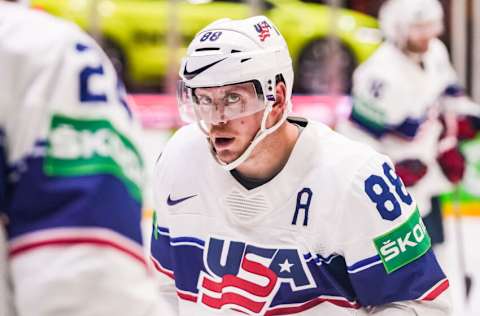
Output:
[214, 137, 235, 149]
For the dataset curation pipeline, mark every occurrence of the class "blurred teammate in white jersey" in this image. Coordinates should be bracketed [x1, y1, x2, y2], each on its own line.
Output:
[0, 2, 173, 315]
[150, 15, 451, 315]
[337, 0, 480, 246]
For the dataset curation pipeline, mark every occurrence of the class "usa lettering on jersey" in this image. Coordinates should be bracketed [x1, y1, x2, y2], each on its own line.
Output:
[198, 238, 316, 314]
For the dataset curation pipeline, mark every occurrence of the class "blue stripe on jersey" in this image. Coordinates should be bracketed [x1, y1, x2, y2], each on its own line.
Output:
[350, 108, 424, 140]
[157, 226, 170, 234]
[392, 117, 423, 139]
[151, 230, 446, 308]
[304, 253, 313, 261]
[151, 227, 205, 292]
[35, 139, 48, 147]
[151, 229, 358, 305]
[347, 255, 381, 272]
[151, 225, 175, 273]
[0, 129, 6, 213]
[443, 84, 465, 97]
[270, 255, 356, 307]
[349, 107, 388, 139]
[8, 139, 47, 180]
[304, 253, 338, 264]
[349, 249, 446, 306]
[171, 236, 205, 247]
[5, 156, 143, 245]
[75, 43, 90, 52]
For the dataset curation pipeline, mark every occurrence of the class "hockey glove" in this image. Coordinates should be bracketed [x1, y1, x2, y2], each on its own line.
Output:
[437, 147, 465, 184]
[457, 115, 480, 141]
[394, 159, 428, 187]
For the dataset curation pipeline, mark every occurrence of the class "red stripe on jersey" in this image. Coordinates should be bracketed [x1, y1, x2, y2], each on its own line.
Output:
[201, 255, 277, 297]
[421, 279, 450, 301]
[265, 296, 360, 315]
[9, 237, 146, 266]
[177, 291, 197, 303]
[151, 255, 175, 280]
[201, 291, 265, 314]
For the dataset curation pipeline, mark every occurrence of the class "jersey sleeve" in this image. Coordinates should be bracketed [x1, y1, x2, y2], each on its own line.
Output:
[0, 224, 14, 316]
[1, 8, 166, 316]
[150, 151, 176, 281]
[149, 148, 180, 314]
[351, 57, 422, 139]
[433, 39, 480, 117]
[434, 39, 460, 95]
[336, 153, 450, 313]
[0, 26, 10, 316]
[0, 130, 5, 218]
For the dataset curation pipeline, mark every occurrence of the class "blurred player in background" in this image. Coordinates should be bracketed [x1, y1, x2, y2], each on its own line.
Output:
[0, 2, 172, 315]
[150, 15, 451, 315]
[1, 215, 14, 316]
[337, 0, 480, 246]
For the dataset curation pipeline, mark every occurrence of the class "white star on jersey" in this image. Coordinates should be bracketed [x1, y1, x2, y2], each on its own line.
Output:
[279, 259, 294, 273]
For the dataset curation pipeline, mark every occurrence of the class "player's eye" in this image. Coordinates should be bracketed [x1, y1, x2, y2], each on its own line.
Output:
[197, 95, 213, 106]
[225, 93, 240, 105]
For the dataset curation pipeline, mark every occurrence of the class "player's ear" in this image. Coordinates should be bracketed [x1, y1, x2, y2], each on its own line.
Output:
[273, 81, 286, 111]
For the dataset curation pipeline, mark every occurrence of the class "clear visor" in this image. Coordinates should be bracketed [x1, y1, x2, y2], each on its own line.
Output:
[177, 81, 266, 125]
[408, 21, 443, 41]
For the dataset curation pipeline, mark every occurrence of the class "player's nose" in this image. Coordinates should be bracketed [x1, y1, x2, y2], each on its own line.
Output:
[210, 111, 228, 125]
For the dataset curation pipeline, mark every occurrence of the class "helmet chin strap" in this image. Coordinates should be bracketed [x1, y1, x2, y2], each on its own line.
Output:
[203, 99, 290, 171]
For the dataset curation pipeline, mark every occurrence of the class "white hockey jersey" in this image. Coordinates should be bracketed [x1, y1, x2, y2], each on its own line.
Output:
[150, 118, 451, 315]
[337, 39, 463, 215]
[0, 3, 168, 316]
[0, 223, 14, 316]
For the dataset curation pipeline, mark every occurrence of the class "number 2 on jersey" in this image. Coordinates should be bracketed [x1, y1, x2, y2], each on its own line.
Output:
[75, 42, 132, 118]
[364, 162, 413, 221]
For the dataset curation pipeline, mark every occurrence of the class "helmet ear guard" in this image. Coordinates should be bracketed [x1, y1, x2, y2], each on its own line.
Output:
[177, 16, 294, 170]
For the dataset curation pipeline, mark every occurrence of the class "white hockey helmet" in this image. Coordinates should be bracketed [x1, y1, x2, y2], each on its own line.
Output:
[379, 0, 444, 46]
[177, 15, 294, 170]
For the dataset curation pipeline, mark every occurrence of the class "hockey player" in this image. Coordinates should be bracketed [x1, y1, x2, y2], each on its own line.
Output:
[0, 2, 173, 315]
[1, 215, 14, 316]
[336, 0, 480, 245]
[150, 15, 451, 315]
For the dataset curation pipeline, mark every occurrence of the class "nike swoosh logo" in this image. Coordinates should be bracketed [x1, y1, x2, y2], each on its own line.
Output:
[167, 194, 197, 206]
[183, 58, 227, 80]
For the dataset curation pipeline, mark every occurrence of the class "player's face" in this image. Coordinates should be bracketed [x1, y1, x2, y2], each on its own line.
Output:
[406, 21, 443, 54]
[192, 82, 264, 125]
[194, 84, 265, 164]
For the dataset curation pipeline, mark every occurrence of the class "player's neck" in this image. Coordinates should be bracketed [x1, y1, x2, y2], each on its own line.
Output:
[403, 50, 425, 68]
[235, 121, 299, 181]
